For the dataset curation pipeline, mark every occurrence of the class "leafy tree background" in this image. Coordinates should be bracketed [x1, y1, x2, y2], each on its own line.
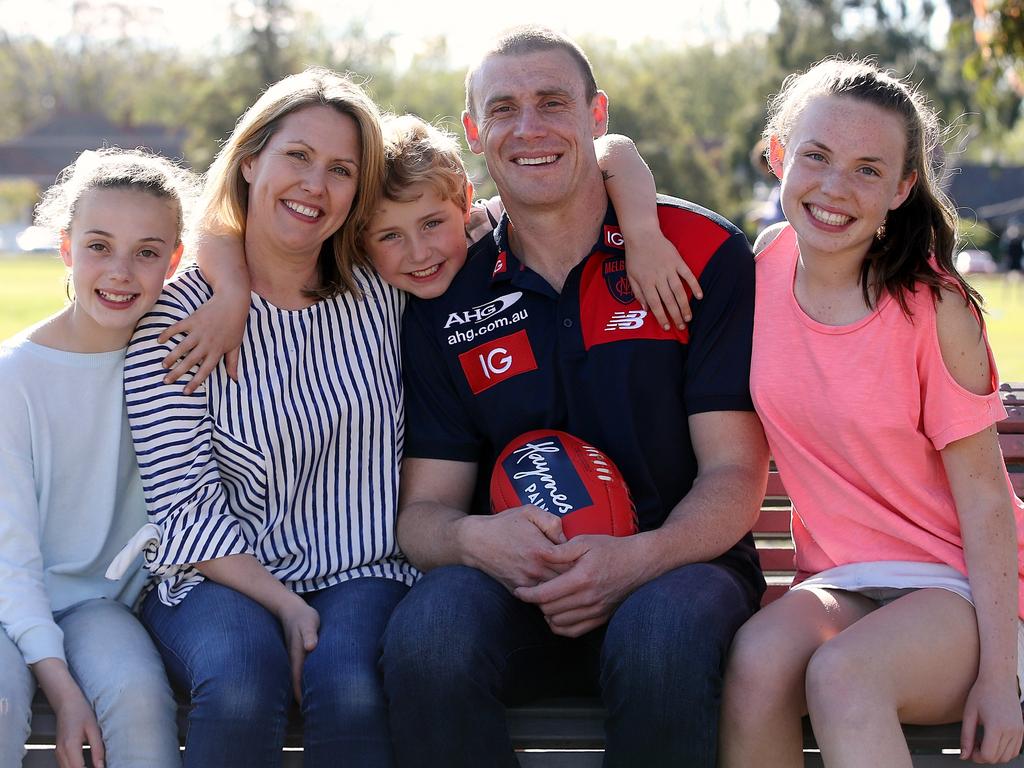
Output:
[1, 0, 1022, 236]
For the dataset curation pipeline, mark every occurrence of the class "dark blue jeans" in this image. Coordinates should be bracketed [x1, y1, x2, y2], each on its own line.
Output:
[141, 576, 409, 768]
[381, 563, 758, 768]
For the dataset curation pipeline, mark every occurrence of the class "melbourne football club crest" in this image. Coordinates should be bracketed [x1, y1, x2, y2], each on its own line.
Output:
[602, 255, 634, 305]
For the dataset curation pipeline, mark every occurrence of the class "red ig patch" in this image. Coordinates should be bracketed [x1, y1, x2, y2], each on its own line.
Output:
[603, 225, 625, 250]
[458, 330, 538, 394]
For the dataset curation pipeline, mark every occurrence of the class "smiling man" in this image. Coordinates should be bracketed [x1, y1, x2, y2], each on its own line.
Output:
[381, 26, 769, 767]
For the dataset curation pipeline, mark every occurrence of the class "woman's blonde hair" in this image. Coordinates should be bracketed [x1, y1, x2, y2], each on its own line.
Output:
[201, 67, 384, 298]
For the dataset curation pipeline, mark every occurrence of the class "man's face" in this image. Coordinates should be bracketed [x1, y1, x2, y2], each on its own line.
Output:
[463, 49, 608, 212]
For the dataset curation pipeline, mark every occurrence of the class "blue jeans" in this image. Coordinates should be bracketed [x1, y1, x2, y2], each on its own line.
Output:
[0, 598, 179, 768]
[381, 563, 759, 768]
[141, 576, 408, 768]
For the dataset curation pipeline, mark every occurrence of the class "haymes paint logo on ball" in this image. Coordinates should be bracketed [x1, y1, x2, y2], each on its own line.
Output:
[501, 437, 593, 517]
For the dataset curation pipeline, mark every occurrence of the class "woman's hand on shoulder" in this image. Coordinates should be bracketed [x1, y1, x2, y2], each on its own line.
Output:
[960, 673, 1024, 764]
[466, 196, 503, 245]
[159, 286, 250, 394]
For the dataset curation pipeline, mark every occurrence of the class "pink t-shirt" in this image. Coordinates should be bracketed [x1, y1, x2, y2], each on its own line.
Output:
[751, 225, 1024, 616]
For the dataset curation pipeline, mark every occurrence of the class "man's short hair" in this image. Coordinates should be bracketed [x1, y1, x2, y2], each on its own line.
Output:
[465, 25, 599, 117]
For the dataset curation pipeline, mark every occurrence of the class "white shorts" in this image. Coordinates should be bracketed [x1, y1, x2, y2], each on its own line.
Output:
[791, 561, 1024, 701]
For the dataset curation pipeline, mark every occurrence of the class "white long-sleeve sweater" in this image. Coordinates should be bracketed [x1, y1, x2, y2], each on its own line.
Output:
[0, 334, 149, 664]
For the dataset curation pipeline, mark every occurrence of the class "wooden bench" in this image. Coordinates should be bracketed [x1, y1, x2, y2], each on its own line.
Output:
[23, 383, 1024, 766]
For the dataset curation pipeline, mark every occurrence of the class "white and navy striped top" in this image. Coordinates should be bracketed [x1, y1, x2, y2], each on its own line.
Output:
[124, 266, 418, 606]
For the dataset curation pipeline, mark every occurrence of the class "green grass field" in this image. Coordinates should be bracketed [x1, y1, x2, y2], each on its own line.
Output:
[2, 253, 1022, 380]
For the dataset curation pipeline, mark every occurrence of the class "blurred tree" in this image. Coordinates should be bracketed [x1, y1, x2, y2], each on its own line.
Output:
[588, 40, 762, 220]
[952, 0, 1024, 135]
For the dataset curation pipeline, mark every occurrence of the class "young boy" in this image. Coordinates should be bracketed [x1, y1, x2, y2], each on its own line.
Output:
[159, 116, 698, 388]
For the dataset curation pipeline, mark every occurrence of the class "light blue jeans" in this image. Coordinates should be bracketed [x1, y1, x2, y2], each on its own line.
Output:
[0, 597, 180, 767]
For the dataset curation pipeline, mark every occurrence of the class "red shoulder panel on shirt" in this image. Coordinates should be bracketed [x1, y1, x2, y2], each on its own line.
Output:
[656, 205, 732, 280]
[579, 253, 689, 351]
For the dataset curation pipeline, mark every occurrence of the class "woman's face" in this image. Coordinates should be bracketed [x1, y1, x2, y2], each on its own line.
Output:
[241, 105, 362, 260]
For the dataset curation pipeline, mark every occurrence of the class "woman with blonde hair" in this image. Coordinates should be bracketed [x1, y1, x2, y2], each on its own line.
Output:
[122, 67, 417, 768]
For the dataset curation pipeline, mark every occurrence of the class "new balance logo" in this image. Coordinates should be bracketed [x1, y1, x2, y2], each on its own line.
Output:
[603, 310, 647, 331]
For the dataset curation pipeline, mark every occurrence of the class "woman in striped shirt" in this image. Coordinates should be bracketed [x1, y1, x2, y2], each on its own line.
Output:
[123, 68, 417, 768]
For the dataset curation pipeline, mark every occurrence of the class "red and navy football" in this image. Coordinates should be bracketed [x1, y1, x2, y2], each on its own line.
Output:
[489, 429, 638, 539]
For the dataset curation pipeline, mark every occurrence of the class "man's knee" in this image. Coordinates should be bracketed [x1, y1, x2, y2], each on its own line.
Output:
[383, 566, 504, 673]
[604, 563, 753, 686]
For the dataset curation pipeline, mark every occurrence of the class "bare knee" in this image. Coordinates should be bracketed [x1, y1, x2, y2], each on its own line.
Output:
[723, 620, 803, 722]
[805, 638, 888, 722]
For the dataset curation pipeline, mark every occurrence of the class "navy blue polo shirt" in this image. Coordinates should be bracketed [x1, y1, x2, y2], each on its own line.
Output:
[402, 195, 762, 585]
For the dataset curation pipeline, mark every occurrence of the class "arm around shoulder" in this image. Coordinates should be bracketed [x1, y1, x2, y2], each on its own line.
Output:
[125, 289, 251, 580]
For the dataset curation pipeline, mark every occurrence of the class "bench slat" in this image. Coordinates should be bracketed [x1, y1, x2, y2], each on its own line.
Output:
[753, 508, 792, 533]
[756, 548, 797, 571]
[1002, 433, 1024, 462]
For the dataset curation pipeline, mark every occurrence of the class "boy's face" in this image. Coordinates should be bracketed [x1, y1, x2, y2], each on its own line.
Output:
[363, 181, 469, 299]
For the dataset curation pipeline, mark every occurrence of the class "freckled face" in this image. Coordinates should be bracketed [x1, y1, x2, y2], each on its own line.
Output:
[463, 49, 607, 212]
[363, 183, 468, 299]
[778, 95, 917, 266]
[241, 105, 362, 261]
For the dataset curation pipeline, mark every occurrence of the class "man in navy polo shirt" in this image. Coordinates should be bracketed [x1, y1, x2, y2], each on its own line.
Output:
[381, 26, 768, 768]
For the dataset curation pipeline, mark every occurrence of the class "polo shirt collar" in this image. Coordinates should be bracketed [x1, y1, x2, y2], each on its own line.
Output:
[488, 202, 623, 288]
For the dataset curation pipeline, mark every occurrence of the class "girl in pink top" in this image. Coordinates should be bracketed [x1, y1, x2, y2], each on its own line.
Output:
[720, 59, 1024, 767]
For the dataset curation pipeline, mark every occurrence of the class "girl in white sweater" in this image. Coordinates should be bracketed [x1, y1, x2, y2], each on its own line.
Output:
[0, 148, 195, 768]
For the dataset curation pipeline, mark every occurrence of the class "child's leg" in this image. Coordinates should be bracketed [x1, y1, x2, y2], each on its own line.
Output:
[806, 587, 981, 768]
[719, 587, 876, 768]
[301, 577, 409, 768]
[57, 598, 180, 768]
[0, 631, 35, 766]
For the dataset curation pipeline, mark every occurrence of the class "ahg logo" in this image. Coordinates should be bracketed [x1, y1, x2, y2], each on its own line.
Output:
[444, 292, 522, 328]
